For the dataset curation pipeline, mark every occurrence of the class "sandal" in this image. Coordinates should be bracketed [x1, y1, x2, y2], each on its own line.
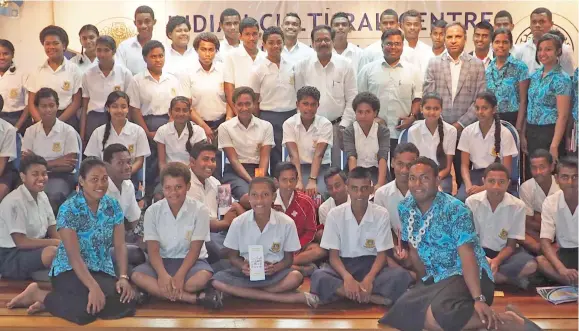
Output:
[197, 288, 224, 310]
[506, 304, 543, 331]
[304, 292, 320, 308]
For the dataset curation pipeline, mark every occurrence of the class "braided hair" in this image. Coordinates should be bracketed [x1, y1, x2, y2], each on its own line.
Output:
[102, 91, 130, 152]
[476, 91, 501, 162]
[169, 96, 194, 153]
[0, 40, 16, 73]
[421, 92, 446, 168]
[77, 24, 99, 65]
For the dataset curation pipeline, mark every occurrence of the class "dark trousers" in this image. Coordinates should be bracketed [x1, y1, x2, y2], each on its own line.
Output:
[206, 117, 226, 181]
[498, 111, 519, 128]
[0, 110, 32, 135]
[57, 109, 79, 132]
[143, 115, 170, 197]
[389, 138, 398, 180]
[526, 124, 563, 179]
[44, 270, 136, 325]
[259, 109, 296, 173]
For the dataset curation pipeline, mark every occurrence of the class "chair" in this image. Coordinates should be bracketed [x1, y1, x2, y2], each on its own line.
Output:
[501, 120, 521, 196]
[13, 132, 22, 171]
[135, 157, 146, 200]
[74, 131, 82, 183]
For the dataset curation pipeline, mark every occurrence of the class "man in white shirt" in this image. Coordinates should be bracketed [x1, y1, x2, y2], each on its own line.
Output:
[513, 7, 575, 75]
[250, 26, 297, 172]
[317, 167, 349, 240]
[295, 25, 357, 167]
[281, 13, 315, 64]
[519, 149, 560, 255]
[430, 19, 447, 57]
[358, 29, 422, 155]
[537, 157, 578, 285]
[330, 12, 363, 73]
[468, 21, 494, 69]
[310, 167, 413, 306]
[400, 10, 434, 76]
[164, 15, 198, 75]
[116, 5, 156, 75]
[224, 17, 265, 115]
[215, 8, 241, 63]
[466, 163, 537, 288]
[493, 10, 515, 31]
[357, 9, 399, 73]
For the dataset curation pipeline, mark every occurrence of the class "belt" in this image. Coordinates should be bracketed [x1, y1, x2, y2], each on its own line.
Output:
[330, 117, 342, 125]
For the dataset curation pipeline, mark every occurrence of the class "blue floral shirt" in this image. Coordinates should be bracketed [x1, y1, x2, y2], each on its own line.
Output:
[399, 192, 492, 283]
[485, 56, 529, 113]
[573, 68, 578, 122]
[527, 65, 572, 125]
[50, 192, 124, 277]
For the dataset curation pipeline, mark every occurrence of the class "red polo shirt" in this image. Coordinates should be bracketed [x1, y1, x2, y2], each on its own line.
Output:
[275, 190, 317, 247]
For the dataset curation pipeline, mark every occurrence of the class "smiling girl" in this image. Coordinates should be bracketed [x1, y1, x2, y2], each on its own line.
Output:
[70, 24, 99, 73]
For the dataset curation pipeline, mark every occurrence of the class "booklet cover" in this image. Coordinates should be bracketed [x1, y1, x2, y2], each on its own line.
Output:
[536, 286, 578, 305]
[217, 184, 232, 217]
[248, 245, 265, 281]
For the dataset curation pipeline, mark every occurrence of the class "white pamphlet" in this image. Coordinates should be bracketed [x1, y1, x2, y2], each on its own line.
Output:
[248, 245, 265, 281]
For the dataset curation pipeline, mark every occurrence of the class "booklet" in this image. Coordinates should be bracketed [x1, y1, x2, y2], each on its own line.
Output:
[248, 245, 265, 281]
[536, 286, 578, 305]
[217, 184, 232, 217]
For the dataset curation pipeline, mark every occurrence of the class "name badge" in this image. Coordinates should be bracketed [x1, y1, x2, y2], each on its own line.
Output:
[364, 239, 375, 249]
[52, 142, 62, 152]
[498, 229, 508, 240]
[62, 81, 71, 91]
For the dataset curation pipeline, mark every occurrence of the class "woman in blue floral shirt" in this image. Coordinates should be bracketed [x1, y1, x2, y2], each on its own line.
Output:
[485, 28, 529, 128]
[6, 158, 136, 325]
[381, 157, 530, 331]
[523, 32, 572, 162]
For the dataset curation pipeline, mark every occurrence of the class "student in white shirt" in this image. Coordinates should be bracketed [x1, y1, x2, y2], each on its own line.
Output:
[310, 167, 413, 306]
[430, 19, 447, 57]
[295, 25, 357, 167]
[406, 93, 457, 193]
[457, 92, 518, 201]
[218, 87, 274, 201]
[519, 149, 560, 255]
[80, 36, 133, 143]
[283, 86, 332, 196]
[224, 17, 265, 114]
[0, 110, 17, 201]
[330, 12, 363, 73]
[70, 24, 99, 73]
[215, 8, 241, 63]
[469, 21, 494, 69]
[116, 5, 157, 75]
[281, 13, 315, 64]
[22, 88, 80, 213]
[466, 163, 537, 288]
[317, 168, 349, 240]
[343, 92, 390, 189]
[26, 26, 82, 131]
[357, 9, 399, 72]
[0, 154, 59, 280]
[164, 15, 198, 75]
[537, 157, 578, 285]
[85, 91, 150, 177]
[212, 177, 318, 306]
[132, 162, 222, 308]
[400, 10, 434, 76]
[250, 26, 297, 172]
[0, 39, 32, 134]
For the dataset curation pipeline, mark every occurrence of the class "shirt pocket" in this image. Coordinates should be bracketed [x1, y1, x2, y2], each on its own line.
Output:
[398, 80, 414, 102]
[358, 225, 378, 253]
[327, 77, 344, 101]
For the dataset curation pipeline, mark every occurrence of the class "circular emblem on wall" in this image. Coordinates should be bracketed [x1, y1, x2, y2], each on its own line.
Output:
[95, 17, 137, 48]
[513, 13, 577, 51]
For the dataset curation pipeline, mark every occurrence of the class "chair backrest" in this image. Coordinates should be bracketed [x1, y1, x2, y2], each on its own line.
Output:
[74, 131, 82, 182]
[13, 132, 22, 171]
[500, 120, 521, 188]
[135, 157, 146, 200]
[398, 127, 410, 144]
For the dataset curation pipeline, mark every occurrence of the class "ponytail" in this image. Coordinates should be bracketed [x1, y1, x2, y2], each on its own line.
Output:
[493, 113, 501, 163]
[102, 111, 112, 152]
[436, 117, 446, 168]
[185, 121, 194, 154]
[79, 46, 85, 65]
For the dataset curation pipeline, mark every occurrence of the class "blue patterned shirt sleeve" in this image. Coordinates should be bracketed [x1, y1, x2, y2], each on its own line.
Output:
[485, 56, 529, 114]
[573, 68, 578, 122]
[527, 65, 572, 125]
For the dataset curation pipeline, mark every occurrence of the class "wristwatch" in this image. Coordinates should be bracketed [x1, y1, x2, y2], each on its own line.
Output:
[473, 294, 486, 303]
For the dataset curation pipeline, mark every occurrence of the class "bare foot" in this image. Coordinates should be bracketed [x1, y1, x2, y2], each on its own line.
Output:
[6, 283, 40, 309]
[498, 312, 525, 331]
[27, 301, 45, 315]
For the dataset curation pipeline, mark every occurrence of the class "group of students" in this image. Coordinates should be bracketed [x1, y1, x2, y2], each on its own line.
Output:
[0, 3, 577, 330]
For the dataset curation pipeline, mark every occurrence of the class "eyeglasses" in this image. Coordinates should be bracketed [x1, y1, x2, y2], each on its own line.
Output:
[384, 42, 403, 48]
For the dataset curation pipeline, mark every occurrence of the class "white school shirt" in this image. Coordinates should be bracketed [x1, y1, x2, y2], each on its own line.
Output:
[164, 46, 198, 75]
[84, 120, 150, 160]
[466, 191, 526, 252]
[540, 190, 578, 248]
[22, 119, 79, 163]
[519, 176, 560, 216]
[373, 181, 411, 231]
[471, 49, 493, 69]
[318, 195, 350, 225]
[0, 185, 55, 248]
[514, 38, 575, 76]
[403, 39, 434, 77]
[181, 61, 226, 122]
[352, 121, 380, 168]
[126, 70, 183, 116]
[282, 113, 332, 164]
[25, 59, 82, 109]
[249, 55, 296, 112]
[457, 121, 518, 170]
[106, 178, 140, 223]
[0, 118, 16, 162]
[223, 209, 301, 263]
[218, 116, 274, 164]
[333, 42, 363, 74]
[357, 59, 423, 138]
[282, 41, 315, 65]
[223, 46, 265, 87]
[0, 68, 27, 113]
[144, 197, 210, 259]
[407, 120, 457, 165]
[294, 54, 357, 126]
[82, 63, 133, 113]
[215, 39, 240, 63]
[321, 202, 393, 258]
[187, 172, 220, 219]
[154, 121, 207, 164]
[70, 53, 98, 73]
[115, 36, 146, 75]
